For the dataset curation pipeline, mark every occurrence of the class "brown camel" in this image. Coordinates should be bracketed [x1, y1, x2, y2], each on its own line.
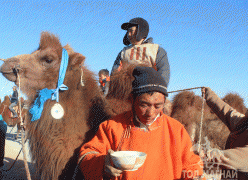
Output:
[222, 92, 247, 114]
[0, 95, 27, 139]
[170, 90, 247, 150]
[0, 95, 23, 126]
[0, 32, 137, 179]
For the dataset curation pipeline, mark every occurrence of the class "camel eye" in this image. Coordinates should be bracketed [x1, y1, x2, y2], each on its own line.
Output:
[41, 56, 53, 64]
[45, 59, 53, 63]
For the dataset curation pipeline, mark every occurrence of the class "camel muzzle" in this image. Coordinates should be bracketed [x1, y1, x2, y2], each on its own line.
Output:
[0, 58, 21, 82]
[0, 58, 20, 73]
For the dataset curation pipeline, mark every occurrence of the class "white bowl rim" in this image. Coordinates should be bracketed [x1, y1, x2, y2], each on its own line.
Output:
[111, 151, 147, 157]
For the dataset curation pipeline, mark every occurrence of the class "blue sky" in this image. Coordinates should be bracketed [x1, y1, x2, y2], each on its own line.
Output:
[0, 0, 247, 107]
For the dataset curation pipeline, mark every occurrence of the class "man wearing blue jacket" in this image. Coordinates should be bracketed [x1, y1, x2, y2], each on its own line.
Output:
[9, 86, 18, 118]
[0, 114, 7, 172]
[111, 17, 170, 86]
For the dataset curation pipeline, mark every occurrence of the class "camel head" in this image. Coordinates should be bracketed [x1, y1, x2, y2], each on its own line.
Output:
[0, 32, 86, 100]
[222, 93, 247, 114]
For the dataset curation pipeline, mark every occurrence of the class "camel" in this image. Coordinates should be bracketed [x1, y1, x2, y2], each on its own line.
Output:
[169, 91, 247, 179]
[222, 92, 247, 114]
[0, 95, 28, 138]
[170, 90, 247, 150]
[0, 95, 26, 126]
[0, 32, 138, 179]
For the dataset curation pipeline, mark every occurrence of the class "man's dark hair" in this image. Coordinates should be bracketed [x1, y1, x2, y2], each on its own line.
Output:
[98, 69, 109, 76]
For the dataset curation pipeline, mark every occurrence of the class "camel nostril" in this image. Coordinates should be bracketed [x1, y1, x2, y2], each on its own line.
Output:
[13, 68, 19, 74]
[13, 64, 21, 74]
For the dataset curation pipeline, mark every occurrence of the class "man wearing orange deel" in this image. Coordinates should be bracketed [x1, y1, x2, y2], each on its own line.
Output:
[98, 69, 110, 96]
[78, 66, 203, 180]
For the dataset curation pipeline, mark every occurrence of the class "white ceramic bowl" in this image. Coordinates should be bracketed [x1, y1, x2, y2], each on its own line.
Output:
[110, 151, 147, 171]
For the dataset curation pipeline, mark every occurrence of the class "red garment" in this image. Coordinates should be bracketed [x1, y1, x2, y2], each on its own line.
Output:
[78, 111, 203, 180]
[99, 76, 110, 87]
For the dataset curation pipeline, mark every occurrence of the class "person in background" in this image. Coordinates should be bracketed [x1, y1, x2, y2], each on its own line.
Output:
[0, 113, 7, 173]
[98, 69, 110, 96]
[9, 86, 18, 118]
[202, 87, 248, 180]
[111, 17, 170, 86]
[78, 66, 203, 180]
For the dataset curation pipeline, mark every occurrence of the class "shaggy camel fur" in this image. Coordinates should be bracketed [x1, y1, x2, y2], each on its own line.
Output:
[170, 91, 247, 150]
[222, 93, 247, 114]
[0, 32, 139, 179]
[107, 64, 172, 116]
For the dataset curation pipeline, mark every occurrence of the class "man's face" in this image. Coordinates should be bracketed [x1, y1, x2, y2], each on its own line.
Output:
[127, 26, 138, 45]
[13, 86, 16, 91]
[133, 92, 165, 125]
[99, 74, 107, 82]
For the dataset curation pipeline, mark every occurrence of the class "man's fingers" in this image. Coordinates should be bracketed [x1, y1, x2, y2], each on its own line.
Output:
[109, 165, 123, 174]
[106, 149, 115, 167]
[207, 149, 225, 162]
[108, 149, 114, 154]
[220, 154, 230, 162]
[104, 149, 123, 177]
[105, 165, 123, 177]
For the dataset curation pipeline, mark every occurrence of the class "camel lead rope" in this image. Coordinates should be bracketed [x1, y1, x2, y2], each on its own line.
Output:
[0, 105, 7, 115]
[17, 73, 32, 180]
[80, 68, 85, 86]
[17, 75, 23, 128]
[198, 87, 205, 153]
[167, 86, 205, 94]
[167, 87, 206, 153]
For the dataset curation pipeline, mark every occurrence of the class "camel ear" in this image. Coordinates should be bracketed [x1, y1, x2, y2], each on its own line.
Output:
[39, 32, 62, 51]
[70, 53, 86, 66]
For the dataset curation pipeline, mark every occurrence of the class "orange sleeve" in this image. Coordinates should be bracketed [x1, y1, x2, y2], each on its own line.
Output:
[180, 127, 204, 179]
[78, 121, 113, 180]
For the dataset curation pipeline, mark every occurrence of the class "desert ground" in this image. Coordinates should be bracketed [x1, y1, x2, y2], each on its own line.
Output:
[1, 126, 38, 180]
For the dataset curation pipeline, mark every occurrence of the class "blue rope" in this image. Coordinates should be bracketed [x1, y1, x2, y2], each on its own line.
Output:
[29, 49, 69, 121]
[0, 114, 7, 127]
[52, 48, 69, 102]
